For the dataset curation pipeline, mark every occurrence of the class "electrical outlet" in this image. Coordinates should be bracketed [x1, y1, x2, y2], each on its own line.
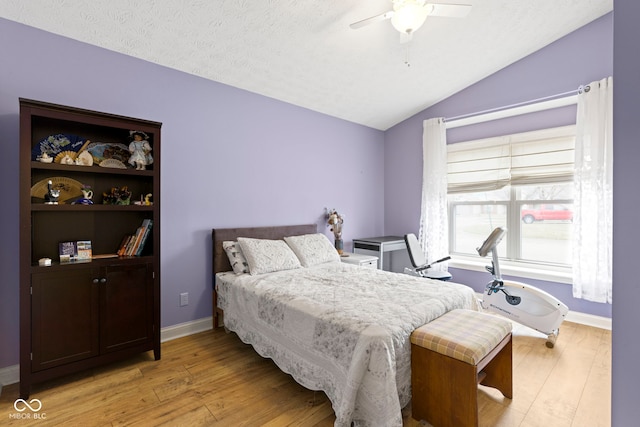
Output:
[180, 292, 188, 307]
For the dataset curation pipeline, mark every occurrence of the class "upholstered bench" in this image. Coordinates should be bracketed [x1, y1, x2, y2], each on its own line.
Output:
[410, 309, 513, 427]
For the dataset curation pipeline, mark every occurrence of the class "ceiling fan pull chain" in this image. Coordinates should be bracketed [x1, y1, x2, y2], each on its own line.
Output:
[404, 45, 411, 67]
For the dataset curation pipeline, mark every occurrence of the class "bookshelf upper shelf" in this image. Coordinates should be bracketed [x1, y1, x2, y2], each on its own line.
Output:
[31, 161, 154, 176]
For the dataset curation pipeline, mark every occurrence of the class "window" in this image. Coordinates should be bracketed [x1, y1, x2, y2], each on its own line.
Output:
[447, 126, 575, 276]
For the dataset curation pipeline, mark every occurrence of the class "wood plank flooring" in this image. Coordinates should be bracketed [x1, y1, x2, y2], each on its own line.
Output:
[0, 320, 610, 426]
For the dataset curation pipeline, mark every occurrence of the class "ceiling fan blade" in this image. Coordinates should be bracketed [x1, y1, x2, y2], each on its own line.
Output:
[349, 11, 394, 29]
[426, 3, 472, 18]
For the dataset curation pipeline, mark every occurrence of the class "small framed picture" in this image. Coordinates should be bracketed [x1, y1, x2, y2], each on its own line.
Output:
[59, 241, 77, 262]
[76, 241, 92, 260]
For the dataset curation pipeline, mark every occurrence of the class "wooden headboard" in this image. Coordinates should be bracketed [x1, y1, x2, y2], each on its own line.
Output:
[211, 224, 318, 327]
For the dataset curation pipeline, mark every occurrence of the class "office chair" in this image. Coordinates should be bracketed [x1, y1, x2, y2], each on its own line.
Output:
[404, 233, 452, 281]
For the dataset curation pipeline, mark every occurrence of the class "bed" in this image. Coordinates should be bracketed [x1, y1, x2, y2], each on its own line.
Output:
[212, 224, 478, 427]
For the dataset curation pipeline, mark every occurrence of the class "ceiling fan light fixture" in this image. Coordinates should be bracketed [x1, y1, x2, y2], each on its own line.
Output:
[391, 2, 429, 34]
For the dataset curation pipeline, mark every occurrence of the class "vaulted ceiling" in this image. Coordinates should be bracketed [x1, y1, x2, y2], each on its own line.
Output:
[0, 0, 613, 130]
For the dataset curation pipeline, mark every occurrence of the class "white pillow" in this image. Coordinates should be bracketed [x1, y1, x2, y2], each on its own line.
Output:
[237, 237, 301, 275]
[284, 233, 341, 267]
[222, 241, 249, 274]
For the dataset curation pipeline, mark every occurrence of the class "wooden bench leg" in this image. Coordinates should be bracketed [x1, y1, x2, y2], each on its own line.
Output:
[479, 334, 513, 399]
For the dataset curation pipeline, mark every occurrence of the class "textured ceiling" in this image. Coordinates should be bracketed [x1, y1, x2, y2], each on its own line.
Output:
[0, 0, 612, 130]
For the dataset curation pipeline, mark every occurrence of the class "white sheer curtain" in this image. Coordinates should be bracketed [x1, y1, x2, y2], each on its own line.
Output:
[573, 76, 613, 303]
[418, 118, 448, 270]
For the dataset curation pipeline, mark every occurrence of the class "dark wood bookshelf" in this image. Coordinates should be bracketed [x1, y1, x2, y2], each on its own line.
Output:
[19, 98, 161, 398]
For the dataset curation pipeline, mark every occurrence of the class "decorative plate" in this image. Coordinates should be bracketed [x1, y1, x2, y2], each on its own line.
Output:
[99, 159, 127, 169]
[30, 177, 84, 204]
[85, 142, 131, 165]
[31, 134, 87, 161]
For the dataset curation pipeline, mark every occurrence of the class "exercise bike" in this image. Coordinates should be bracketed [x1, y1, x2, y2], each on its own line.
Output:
[477, 227, 569, 348]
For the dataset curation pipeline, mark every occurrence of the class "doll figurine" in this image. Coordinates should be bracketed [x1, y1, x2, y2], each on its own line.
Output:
[128, 131, 153, 170]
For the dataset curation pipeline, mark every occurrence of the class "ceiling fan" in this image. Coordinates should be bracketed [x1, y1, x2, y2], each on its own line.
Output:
[350, 0, 472, 43]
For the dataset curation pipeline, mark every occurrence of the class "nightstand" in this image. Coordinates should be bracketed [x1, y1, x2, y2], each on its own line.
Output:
[340, 253, 378, 269]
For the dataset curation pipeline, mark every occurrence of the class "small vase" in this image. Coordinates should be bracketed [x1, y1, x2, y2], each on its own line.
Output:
[335, 239, 344, 255]
[77, 189, 94, 205]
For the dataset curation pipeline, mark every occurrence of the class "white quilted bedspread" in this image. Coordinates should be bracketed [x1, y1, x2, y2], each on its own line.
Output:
[216, 262, 478, 427]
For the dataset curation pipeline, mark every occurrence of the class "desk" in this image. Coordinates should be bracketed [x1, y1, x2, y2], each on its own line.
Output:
[352, 236, 406, 270]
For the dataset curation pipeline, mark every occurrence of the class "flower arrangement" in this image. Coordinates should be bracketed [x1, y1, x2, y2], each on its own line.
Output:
[326, 208, 344, 240]
[103, 186, 131, 205]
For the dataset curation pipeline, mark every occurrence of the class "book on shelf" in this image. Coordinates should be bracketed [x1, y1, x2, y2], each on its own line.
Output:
[122, 230, 137, 256]
[119, 219, 152, 257]
[91, 253, 119, 259]
[135, 219, 153, 256]
[117, 234, 132, 256]
[128, 226, 144, 256]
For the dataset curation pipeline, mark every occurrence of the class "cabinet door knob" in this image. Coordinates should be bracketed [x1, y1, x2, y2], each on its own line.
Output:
[92, 278, 99, 284]
[100, 278, 107, 284]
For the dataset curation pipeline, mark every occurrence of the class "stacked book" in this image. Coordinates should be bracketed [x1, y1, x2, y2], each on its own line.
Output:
[118, 219, 153, 256]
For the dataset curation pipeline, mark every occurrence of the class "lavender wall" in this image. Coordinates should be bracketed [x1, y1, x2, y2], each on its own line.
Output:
[384, 13, 614, 318]
[0, 18, 385, 369]
[612, 1, 640, 424]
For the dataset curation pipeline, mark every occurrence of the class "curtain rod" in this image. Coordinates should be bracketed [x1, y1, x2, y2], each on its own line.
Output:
[444, 89, 580, 129]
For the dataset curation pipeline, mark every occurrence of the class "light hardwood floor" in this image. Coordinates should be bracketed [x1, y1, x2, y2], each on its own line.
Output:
[1, 320, 610, 426]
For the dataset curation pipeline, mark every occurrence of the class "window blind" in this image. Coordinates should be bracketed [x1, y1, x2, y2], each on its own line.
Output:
[447, 125, 576, 194]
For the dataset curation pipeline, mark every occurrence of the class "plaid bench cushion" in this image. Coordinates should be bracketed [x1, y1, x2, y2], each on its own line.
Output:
[411, 309, 512, 365]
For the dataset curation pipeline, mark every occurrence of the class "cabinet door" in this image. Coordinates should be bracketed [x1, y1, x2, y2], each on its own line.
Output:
[31, 268, 100, 372]
[100, 263, 154, 353]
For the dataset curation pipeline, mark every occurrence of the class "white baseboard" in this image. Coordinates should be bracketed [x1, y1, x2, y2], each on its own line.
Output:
[0, 317, 214, 389]
[566, 311, 611, 330]
[0, 364, 19, 394]
[160, 316, 213, 342]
